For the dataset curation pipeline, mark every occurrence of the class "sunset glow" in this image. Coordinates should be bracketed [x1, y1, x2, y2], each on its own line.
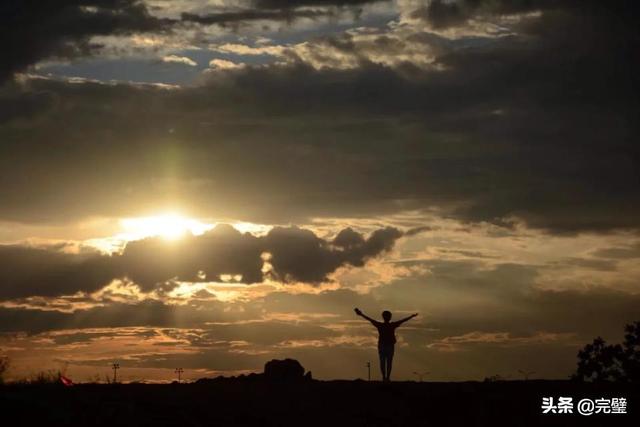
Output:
[119, 213, 214, 241]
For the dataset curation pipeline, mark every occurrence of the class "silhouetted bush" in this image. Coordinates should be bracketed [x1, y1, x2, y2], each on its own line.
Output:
[28, 370, 63, 385]
[263, 358, 311, 382]
[483, 374, 507, 382]
[573, 320, 640, 383]
[194, 360, 312, 384]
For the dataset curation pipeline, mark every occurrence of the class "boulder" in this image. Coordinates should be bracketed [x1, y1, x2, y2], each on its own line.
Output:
[263, 358, 310, 382]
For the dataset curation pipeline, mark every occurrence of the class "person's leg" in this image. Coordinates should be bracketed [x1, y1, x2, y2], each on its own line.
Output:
[386, 354, 393, 380]
[378, 350, 387, 380]
[384, 345, 395, 381]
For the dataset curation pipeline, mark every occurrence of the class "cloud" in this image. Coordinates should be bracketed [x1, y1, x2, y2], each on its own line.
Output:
[212, 43, 286, 56]
[161, 55, 197, 66]
[410, 0, 536, 29]
[0, 225, 403, 300]
[120, 224, 401, 287]
[592, 243, 640, 260]
[180, 8, 332, 27]
[410, 0, 631, 30]
[374, 258, 640, 339]
[171, 0, 389, 30]
[1, 250, 639, 379]
[1, 1, 639, 234]
[208, 59, 245, 70]
[1, 0, 173, 82]
[264, 226, 401, 283]
[427, 331, 576, 352]
[253, 0, 385, 8]
[2, 0, 639, 383]
[0, 89, 56, 124]
[0, 244, 116, 300]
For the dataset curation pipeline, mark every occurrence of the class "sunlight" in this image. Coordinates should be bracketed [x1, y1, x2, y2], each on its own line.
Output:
[119, 213, 214, 241]
[231, 221, 272, 236]
[83, 215, 272, 254]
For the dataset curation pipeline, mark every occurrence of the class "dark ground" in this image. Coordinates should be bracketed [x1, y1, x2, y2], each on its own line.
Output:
[0, 379, 637, 426]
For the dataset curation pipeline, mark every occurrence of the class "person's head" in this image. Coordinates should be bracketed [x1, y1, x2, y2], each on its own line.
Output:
[382, 310, 392, 322]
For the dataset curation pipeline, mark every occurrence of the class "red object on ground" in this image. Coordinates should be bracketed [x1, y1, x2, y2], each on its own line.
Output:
[60, 375, 74, 386]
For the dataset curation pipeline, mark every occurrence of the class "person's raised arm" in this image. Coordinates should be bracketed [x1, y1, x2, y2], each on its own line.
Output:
[394, 313, 418, 326]
[354, 308, 378, 325]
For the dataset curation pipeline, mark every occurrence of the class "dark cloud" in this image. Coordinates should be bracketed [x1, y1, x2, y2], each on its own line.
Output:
[118, 224, 264, 289]
[560, 257, 618, 272]
[0, 244, 116, 299]
[592, 243, 640, 260]
[0, 0, 388, 82]
[0, 300, 210, 334]
[193, 321, 338, 347]
[0, 1, 638, 233]
[404, 226, 433, 237]
[2, 0, 639, 382]
[180, 9, 332, 27]
[4, 256, 638, 344]
[411, 0, 542, 29]
[253, 0, 383, 9]
[374, 259, 640, 341]
[41, 320, 337, 349]
[265, 226, 401, 282]
[120, 224, 401, 288]
[413, 0, 640, 30]
[0, 90, 56, 124]
[1, 0, 173, 82]
[177, 0, 387, 33]
[0, 225, 402, 299]
[1, 256, 638, 380]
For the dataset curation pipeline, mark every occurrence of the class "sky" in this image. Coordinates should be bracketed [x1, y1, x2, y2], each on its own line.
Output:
[0, 0, 639, 383]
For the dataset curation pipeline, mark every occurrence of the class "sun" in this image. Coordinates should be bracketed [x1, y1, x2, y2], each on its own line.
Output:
[119, 213, 214, 241]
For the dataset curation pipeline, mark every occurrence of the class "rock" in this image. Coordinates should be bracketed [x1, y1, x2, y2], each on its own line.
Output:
[263, 358, 309, 382]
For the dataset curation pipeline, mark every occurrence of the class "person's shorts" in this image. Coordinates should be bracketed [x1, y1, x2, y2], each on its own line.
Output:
[378, 344, 395, 358]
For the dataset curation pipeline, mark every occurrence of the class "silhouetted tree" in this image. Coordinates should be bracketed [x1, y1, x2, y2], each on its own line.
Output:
[573, 337, 624, 382]
[573, 321, 640, 383]
[621, 321, 640, 382]
[0, 356, 9, 384]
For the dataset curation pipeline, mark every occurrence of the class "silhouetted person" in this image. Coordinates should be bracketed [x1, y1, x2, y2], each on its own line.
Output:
[354, 308, 418, 382]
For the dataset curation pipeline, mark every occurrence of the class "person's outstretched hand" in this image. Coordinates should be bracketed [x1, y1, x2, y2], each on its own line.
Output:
[354, 308, 362, 316]
[412, 313, 419, 318]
